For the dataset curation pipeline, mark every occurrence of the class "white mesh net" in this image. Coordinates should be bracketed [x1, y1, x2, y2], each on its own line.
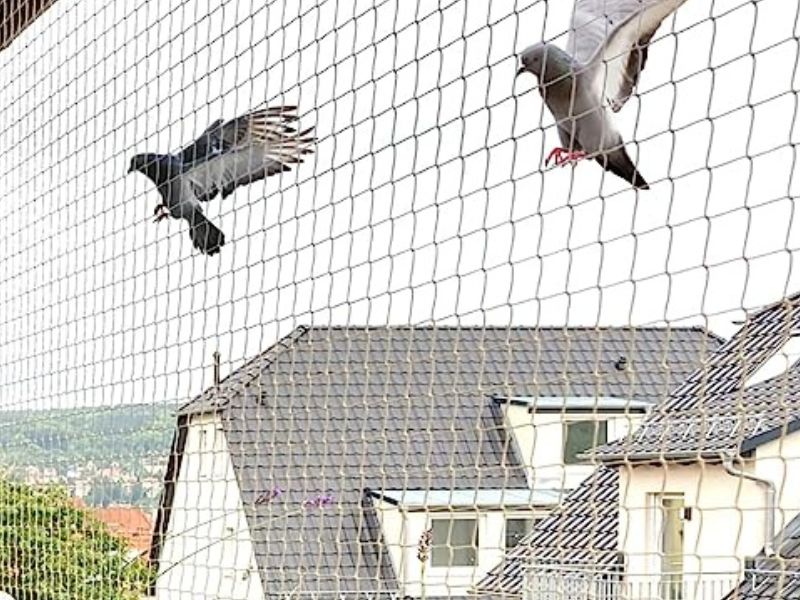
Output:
[0, 1, 799, 599]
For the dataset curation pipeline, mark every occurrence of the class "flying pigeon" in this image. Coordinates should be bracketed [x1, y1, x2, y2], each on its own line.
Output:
[128, 106, 315, 255]
[516, 0, 690, 189]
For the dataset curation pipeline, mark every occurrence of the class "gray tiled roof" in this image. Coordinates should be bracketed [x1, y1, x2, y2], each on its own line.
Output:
[595, 294, 800, 462]
[152, 325, 718, 597]
[724, 513, 800, 600]
[474, 467, 619, 597]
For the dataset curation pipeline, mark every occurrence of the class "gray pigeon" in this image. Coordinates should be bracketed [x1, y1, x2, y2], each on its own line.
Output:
[128, 106, 315, 255]
[517, 0, 690, 189]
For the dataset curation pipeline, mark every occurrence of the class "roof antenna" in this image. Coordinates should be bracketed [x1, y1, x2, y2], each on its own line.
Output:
[213, 351, 221, 388]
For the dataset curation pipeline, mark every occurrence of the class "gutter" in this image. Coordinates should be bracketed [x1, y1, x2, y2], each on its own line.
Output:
[591, 450, 719, 465]
[722, 453, 777, 558]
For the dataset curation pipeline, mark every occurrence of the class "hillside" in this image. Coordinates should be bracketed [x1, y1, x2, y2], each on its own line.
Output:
[0, 403, 176, 508]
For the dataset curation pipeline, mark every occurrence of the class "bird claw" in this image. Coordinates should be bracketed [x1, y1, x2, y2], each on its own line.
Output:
[545, 147, 588, 167]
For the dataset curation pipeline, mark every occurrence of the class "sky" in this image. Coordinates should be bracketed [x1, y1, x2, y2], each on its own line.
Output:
[1, 0, 800, 410]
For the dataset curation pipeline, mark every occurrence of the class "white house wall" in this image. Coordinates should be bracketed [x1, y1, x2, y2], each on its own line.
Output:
[754, 428, 800, 535]
[619, 463, 764, 584]
[156, 414, 265, 600]
[375, 501, 539, 597]
[504, 404, 643, 489]
[619, 429, 800, 597]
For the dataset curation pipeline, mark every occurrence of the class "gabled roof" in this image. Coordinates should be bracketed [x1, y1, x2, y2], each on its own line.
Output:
[474, 467, 619, 597]
[152, 325, 718, 597]
[595, 293, 800, 462]
[724, 512, 800, 600]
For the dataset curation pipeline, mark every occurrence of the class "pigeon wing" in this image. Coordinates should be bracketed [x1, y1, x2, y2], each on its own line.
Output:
[178, 119, 225, 165]
[182, 106, 315, 201]
[570, 0, 688, 111]
[567, 0, 651, 64]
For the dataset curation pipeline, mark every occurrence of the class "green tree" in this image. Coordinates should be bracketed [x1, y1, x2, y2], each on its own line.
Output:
[0, 480, 153, 600]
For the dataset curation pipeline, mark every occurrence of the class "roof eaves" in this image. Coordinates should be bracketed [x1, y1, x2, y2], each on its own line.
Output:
[148, 414, 190, 593]
[740, 417, 800, 454]
[593, 449, 729, 465]
[493, 395, 651, 414]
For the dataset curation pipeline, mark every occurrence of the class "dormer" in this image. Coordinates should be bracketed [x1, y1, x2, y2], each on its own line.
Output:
[494, 395, 650, 490]
[369, 488, 555, 598]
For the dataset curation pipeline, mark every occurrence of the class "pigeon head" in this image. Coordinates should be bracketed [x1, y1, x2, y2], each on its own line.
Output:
[128, 153, 177, 185]
[517, 43, 572, 85]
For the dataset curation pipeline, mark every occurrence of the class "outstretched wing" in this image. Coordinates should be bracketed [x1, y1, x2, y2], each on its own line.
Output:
[180, 106, 315, 201]
[178, 119, 225, 165]
[569, 0, 688, 111]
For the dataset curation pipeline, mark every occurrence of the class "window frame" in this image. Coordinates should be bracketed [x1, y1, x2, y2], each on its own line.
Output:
[562, 418, 609, 465]
[648, 492, 686, 600]
[504, 515, 537, 550]
[429, 516, 480, 568]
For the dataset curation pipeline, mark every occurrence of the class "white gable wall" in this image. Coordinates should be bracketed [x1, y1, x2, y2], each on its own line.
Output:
[155, 414, 265, 600]
[504, 404, 644, 489]
[618, 428, 800, 600]
[619, 463, 763, 583]
[754, 427, 800, 534]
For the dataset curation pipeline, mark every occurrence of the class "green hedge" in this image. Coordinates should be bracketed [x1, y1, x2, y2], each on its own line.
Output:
[0, 480, 153, 600]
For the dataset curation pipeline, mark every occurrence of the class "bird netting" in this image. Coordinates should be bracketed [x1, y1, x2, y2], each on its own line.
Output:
[1, 1, 799, 599]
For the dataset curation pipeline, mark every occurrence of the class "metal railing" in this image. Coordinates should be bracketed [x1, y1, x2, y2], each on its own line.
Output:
[524, 568, 741, 600]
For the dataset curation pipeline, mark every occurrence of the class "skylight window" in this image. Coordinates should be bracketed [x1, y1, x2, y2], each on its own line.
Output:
[745, 334, 800, 387]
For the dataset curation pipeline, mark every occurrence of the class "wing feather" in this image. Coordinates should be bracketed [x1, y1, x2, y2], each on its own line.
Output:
[181, 106, 315, 201]
[567, 0, 650, 64]
[178, 119, 225, 165]
[569, 0, 688, 111]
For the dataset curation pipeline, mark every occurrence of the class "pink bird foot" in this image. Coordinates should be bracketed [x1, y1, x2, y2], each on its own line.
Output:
[545, 147, 588, 167]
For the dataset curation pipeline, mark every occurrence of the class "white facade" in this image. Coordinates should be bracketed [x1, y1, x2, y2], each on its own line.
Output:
[375, 499, 548, 597]
[502, 401, 645, 489]
[617, 429, 800, 600]
[155, 414, 265, 600]
[156, 401, 652, 599]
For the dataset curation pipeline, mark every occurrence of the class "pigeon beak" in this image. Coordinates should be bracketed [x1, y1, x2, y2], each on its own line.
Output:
[516, 66, 528, 79]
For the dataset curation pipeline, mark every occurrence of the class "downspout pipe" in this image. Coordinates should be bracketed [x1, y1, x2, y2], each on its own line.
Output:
[722, 453, 777, 558]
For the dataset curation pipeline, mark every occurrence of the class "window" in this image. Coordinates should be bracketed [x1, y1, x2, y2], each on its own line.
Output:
[563, 420, 608, 464]
[505, 517, 534, 550]
[654, 494, 685, 600]
[430, 518, 478, 567]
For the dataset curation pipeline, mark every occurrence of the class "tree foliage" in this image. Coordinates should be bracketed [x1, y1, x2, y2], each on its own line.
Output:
[0, 403, 175, 508]
[0, 480, 153, 600]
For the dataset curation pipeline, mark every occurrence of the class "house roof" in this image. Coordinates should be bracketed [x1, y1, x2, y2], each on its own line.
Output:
[152, 325, 718, 597]
[91, 506, 152, 554]
[724, 512, 800, 600]
[594, 293, 800, 462]
[473, 466, 620, 597]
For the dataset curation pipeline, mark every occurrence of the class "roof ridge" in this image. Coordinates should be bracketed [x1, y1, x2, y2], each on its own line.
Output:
[178, 325, 309, 414]
[298, 324, 714, 333]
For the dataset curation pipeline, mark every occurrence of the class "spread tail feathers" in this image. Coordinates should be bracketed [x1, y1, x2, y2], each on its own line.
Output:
[188, 213, 225, 255]
[597, 147, 649, 190]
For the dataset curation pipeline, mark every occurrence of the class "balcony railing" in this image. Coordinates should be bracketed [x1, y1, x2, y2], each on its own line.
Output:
[524, 567, 741, 600]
